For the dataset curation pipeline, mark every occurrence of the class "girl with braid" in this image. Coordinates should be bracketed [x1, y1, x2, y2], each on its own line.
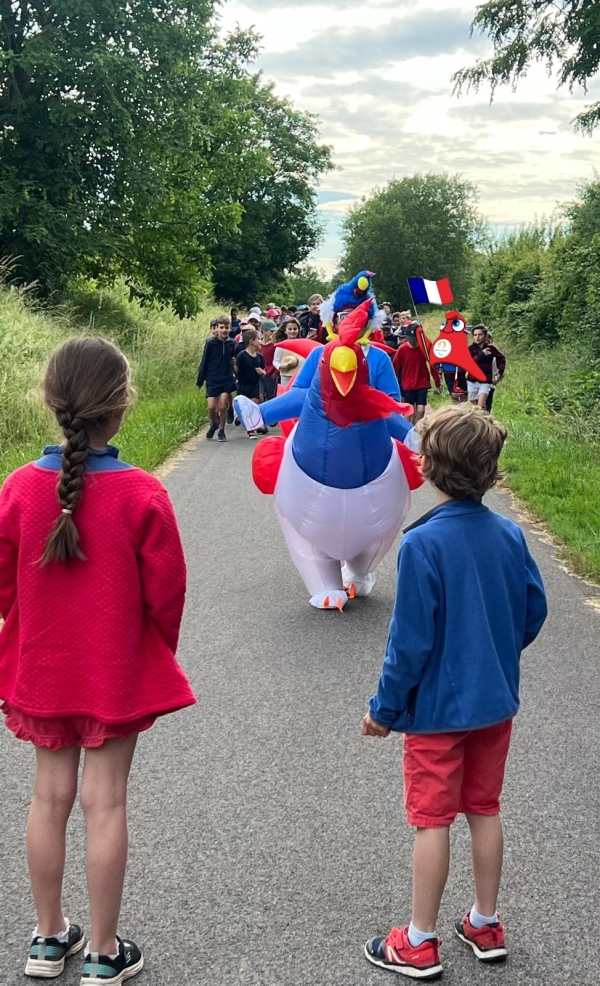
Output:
[0, 337, 196, 985]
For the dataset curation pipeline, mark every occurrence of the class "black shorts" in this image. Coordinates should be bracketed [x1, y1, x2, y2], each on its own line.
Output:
[402, 387, 429, 407]
[206, 379, 236, 399]
[261, 376, 279, 401]
[237, 384, 260, 400]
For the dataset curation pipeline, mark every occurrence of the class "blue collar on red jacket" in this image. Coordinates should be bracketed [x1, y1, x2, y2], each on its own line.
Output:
[35, 444, 133, 472]
[43, 444, 120, 458]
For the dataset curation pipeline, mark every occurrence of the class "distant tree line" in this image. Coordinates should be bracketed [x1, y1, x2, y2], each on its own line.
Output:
[338, 173, 484, 312]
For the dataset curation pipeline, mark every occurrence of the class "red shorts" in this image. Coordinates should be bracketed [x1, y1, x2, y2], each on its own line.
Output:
[403, 719, 513, 828]
[1, 703, 156, 750]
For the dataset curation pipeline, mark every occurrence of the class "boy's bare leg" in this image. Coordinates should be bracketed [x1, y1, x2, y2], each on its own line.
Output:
[411, 827, 450, 932]
[466, 813, 503, 916]
[207, 397, 218, 424]
[218, 395, 228, 429]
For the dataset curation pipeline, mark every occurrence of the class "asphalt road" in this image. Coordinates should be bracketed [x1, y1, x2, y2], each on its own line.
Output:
[1, 423, 600, 985]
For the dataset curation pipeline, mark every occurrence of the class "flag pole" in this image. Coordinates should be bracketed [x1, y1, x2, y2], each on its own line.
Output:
[406, 278, 421, 326]
[406, 278, 443, 393]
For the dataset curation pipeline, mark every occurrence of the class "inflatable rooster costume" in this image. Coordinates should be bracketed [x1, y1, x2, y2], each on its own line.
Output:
[235, 296, 423, 611]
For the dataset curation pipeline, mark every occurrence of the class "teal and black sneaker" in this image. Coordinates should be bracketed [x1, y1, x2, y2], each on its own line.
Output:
[25, 923, 85, 978]
[80, 937, 144, 985]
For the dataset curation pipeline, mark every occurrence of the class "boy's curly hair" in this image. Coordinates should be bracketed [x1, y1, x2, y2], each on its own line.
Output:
[418, 405, 507, 501]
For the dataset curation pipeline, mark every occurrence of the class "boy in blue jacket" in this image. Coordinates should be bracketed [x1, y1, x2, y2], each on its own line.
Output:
[362, 405, 547, 981]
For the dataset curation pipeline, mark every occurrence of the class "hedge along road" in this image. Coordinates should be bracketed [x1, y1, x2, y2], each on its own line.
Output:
[1, 424, 599, 986]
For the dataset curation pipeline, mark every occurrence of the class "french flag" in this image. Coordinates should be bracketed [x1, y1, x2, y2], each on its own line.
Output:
[408, 277, 453, 306]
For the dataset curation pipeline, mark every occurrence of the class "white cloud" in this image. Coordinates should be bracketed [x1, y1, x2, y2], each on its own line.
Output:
[220, 0, 600, 271]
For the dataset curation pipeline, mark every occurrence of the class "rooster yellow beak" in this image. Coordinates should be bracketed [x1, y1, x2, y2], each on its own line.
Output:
[330, 346, 358, 396]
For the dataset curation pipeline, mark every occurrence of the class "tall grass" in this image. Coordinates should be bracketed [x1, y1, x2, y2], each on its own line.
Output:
[0, 279, 219, 479]
[493, 348, 600, 581]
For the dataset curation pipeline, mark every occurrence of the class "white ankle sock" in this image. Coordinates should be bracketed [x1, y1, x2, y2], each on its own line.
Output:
[84, 939, 119, 961]
[408, 922, 437, 947]
[32, 919, 69, 943]
[470, 906, 498, 928]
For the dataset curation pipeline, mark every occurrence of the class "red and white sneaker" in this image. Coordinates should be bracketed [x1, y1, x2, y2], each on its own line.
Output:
[364, 926, 443, 979]
[455, 913, 507, 962]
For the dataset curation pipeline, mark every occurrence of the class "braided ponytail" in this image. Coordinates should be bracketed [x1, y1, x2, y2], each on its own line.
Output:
[40, 411, 91, 564]
[41, 337, 130, 566]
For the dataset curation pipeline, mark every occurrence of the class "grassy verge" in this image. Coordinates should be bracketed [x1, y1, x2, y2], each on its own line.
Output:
[0, 280, 218, 480]
[493, 354, 600, 582]
[420, 315, 600, 582]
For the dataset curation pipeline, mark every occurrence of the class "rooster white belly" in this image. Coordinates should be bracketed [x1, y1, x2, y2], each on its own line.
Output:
[274, 437, 410, 561]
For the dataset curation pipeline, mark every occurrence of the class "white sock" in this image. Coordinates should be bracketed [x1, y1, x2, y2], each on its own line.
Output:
[470, 906, 498, 928]
[408, 922, 437, 947]
[84, 939, 120, 960]
[32, 919, 69, 943]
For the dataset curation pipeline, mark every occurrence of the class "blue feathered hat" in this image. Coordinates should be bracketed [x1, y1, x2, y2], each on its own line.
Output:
[320, 270, 383, 340]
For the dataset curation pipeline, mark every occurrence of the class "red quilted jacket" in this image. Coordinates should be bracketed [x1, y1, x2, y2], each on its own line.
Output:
[0, 462, 196, 722]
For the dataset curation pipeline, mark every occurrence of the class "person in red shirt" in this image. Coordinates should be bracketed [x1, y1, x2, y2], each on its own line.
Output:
[0, 337, 195, 984]
[393, 322, 434, 423]
[259, 321, 279, 401]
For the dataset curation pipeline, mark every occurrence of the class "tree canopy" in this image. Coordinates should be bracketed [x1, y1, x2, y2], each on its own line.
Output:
[209, 82, 332, 305]
[340, 174, 484, 311]
[453, 0, 600, 133]
[0, 2, 332, 314]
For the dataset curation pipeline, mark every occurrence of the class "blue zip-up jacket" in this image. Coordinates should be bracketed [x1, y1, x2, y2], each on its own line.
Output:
[369, 499, 547, 733]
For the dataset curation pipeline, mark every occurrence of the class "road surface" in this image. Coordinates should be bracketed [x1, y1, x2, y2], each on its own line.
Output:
[1, 424, 599, 985]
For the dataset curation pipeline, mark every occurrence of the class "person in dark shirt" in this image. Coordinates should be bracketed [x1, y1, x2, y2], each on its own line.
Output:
[196, 317, 236, 441]
[229, 307, 241, 338]
[300, 295, 326, 342]
[467, 325, 506, 410]
[235, 329, 268, 439]
[383, 320, 399, 351]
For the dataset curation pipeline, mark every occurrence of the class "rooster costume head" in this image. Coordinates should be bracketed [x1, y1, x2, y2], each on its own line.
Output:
[319, 300, 412, 425]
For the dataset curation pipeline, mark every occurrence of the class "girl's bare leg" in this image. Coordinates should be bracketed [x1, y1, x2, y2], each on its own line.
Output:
[80, 735, 138, 955]
[27, 745, 81, 935]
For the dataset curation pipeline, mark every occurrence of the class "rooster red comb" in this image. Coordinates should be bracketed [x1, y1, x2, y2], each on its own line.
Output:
[337, 298, 372, 346]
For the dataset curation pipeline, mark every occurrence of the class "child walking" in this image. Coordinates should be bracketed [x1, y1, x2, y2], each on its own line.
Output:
[196, 316, 237, 442]
[0, 337, 196, 984]
[392, 322, 433, 424]
[362, 405, 547, 980]
[235, 329, 268, 439]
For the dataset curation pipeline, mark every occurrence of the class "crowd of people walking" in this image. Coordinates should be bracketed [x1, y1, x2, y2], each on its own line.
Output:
[196, 298, 507, 440]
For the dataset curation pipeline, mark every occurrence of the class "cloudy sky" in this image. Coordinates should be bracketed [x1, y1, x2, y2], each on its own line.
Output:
[221, 0, 600, 274]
